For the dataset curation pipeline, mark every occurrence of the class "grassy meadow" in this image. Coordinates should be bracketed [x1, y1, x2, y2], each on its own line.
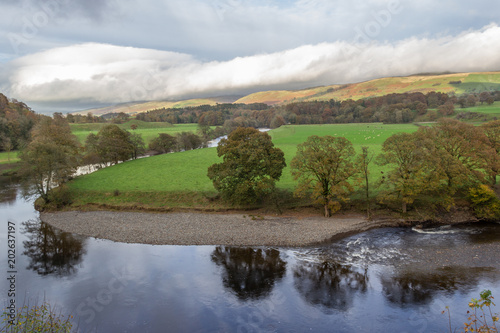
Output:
[67, 123, 420, 209]
[70, 120, 201, 144]
[463, 101, 500, 115]
[0, 151, 19, 164]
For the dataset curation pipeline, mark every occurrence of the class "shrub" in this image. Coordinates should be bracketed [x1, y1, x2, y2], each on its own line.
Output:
[444, 290, 499, 333]
[47, 185, 73, 208]
[469, 185, 500, 220]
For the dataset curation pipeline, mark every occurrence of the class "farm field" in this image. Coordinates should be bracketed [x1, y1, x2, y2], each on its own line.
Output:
[463, 101, 500, 115]
[0, 151, 19, 164]
[68, 123, 419, 208]
[70, 120, 201, 144]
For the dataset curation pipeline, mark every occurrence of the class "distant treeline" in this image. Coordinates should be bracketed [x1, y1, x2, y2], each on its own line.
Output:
[134, 91, 500, 129]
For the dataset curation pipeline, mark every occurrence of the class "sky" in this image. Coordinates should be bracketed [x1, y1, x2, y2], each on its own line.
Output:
[1, 0, 500, 114]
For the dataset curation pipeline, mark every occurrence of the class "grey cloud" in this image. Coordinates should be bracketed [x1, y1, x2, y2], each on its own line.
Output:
[3, 24, 500, 113]
[2, 0, 499, 63]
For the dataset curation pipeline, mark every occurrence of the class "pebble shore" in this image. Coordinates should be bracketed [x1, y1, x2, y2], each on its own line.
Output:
[40, 211, 403, 246]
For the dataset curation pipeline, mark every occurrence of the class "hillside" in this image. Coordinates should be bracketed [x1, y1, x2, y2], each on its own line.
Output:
[74, 71, 500, 115]
[236, 71, 500, 104]
[73, 96, 241, 116]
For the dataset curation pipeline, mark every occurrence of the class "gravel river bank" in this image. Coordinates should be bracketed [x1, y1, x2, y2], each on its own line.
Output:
[40, 211, 403, 246]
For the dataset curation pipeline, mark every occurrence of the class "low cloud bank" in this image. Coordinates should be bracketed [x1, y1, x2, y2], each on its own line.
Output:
[3, 24, 500, 110]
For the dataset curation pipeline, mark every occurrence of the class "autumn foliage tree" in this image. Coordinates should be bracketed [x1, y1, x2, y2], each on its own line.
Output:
[207, 127, 286, 205]
[429, 119, 491, 192]
[20, 115, 81, 201]
[376, 131, 444, 213]
[291, 135, 356, 217]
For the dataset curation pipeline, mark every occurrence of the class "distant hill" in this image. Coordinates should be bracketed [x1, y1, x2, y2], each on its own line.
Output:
[73, 71, 500, 115]
[236, 71, 500, 104]
[72, 96, 242, 116]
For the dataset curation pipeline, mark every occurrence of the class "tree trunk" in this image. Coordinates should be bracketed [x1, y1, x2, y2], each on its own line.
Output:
[324, 204, 331, 218]
[365, 173, 370, 219]
[402, 201, 407, 214]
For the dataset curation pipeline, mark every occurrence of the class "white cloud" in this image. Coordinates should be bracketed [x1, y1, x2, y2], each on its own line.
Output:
[3, 24, 500, 111]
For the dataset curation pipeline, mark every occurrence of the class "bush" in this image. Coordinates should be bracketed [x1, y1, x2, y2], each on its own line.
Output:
[469, 185, 500, 220]
[47, 185, 73, 208]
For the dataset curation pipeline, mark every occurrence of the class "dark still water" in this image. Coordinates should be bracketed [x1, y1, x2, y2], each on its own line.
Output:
[2, 178, 500, 333]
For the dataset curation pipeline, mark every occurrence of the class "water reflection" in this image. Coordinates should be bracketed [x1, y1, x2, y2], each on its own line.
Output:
[22, 219, 87, 276]
[293, 260, 368, 312]
[382, 266, 499, 306]
[0, 176, 17, 204]
[211, 246, 286, 300]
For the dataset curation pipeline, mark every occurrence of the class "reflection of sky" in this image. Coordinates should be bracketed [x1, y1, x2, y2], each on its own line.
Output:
[2, 187, 500, 332]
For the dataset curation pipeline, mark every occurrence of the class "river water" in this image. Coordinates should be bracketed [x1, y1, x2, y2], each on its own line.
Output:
[1, 176, 500, 333]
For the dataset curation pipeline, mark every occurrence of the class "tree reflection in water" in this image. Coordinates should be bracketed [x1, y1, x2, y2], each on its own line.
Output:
[211, 246, 286, 300]
[293, 260, 368, 312]
[0, 177, 17, 204]
[382, 266, 499, 306]
[22, 220, 87, 276]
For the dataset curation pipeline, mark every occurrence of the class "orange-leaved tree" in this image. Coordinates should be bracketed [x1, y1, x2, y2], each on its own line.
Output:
[291, 135, 355, 217]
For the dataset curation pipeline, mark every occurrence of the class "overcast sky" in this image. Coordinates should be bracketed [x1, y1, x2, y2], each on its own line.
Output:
[1, 0, 500, 113]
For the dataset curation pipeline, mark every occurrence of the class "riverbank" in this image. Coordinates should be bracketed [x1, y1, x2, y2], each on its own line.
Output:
[0, 161, 20, 176]
[40, 210, 407, 246]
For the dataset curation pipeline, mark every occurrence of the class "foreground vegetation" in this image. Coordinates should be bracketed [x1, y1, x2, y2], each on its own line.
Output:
[1, 301, 74, 333]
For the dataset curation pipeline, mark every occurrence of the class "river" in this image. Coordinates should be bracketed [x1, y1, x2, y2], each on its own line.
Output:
[1, 175, 500, 333]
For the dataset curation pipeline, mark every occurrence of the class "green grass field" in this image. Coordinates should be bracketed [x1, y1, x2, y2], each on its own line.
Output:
[68, 123, 419, 208]
[70, 121, 201, 144]
[0, 151, 19, 164]
[462, 101, 500, 115]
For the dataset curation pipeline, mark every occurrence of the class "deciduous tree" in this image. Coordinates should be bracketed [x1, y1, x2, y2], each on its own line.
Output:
[207, 127, 286, 205]
[149, 133, 177, 154]
[291, 135, 355, 217]
[430, 119, 491, 191]
[377, 131, 443, 213]
[129, 132, 146, 159]
[20, 115, 81, 201]
[84, 124, 134, 166]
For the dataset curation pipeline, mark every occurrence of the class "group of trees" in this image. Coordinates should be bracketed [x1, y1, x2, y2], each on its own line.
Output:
[148, 131, 206, 154]
[84, 124, 146, 166]
[0, 93, 38, 154]
[19, 115, 211, 204]
[208, 120, 500, 218]
[19, 118, 150, 203]
[377, 119, 500, 216]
